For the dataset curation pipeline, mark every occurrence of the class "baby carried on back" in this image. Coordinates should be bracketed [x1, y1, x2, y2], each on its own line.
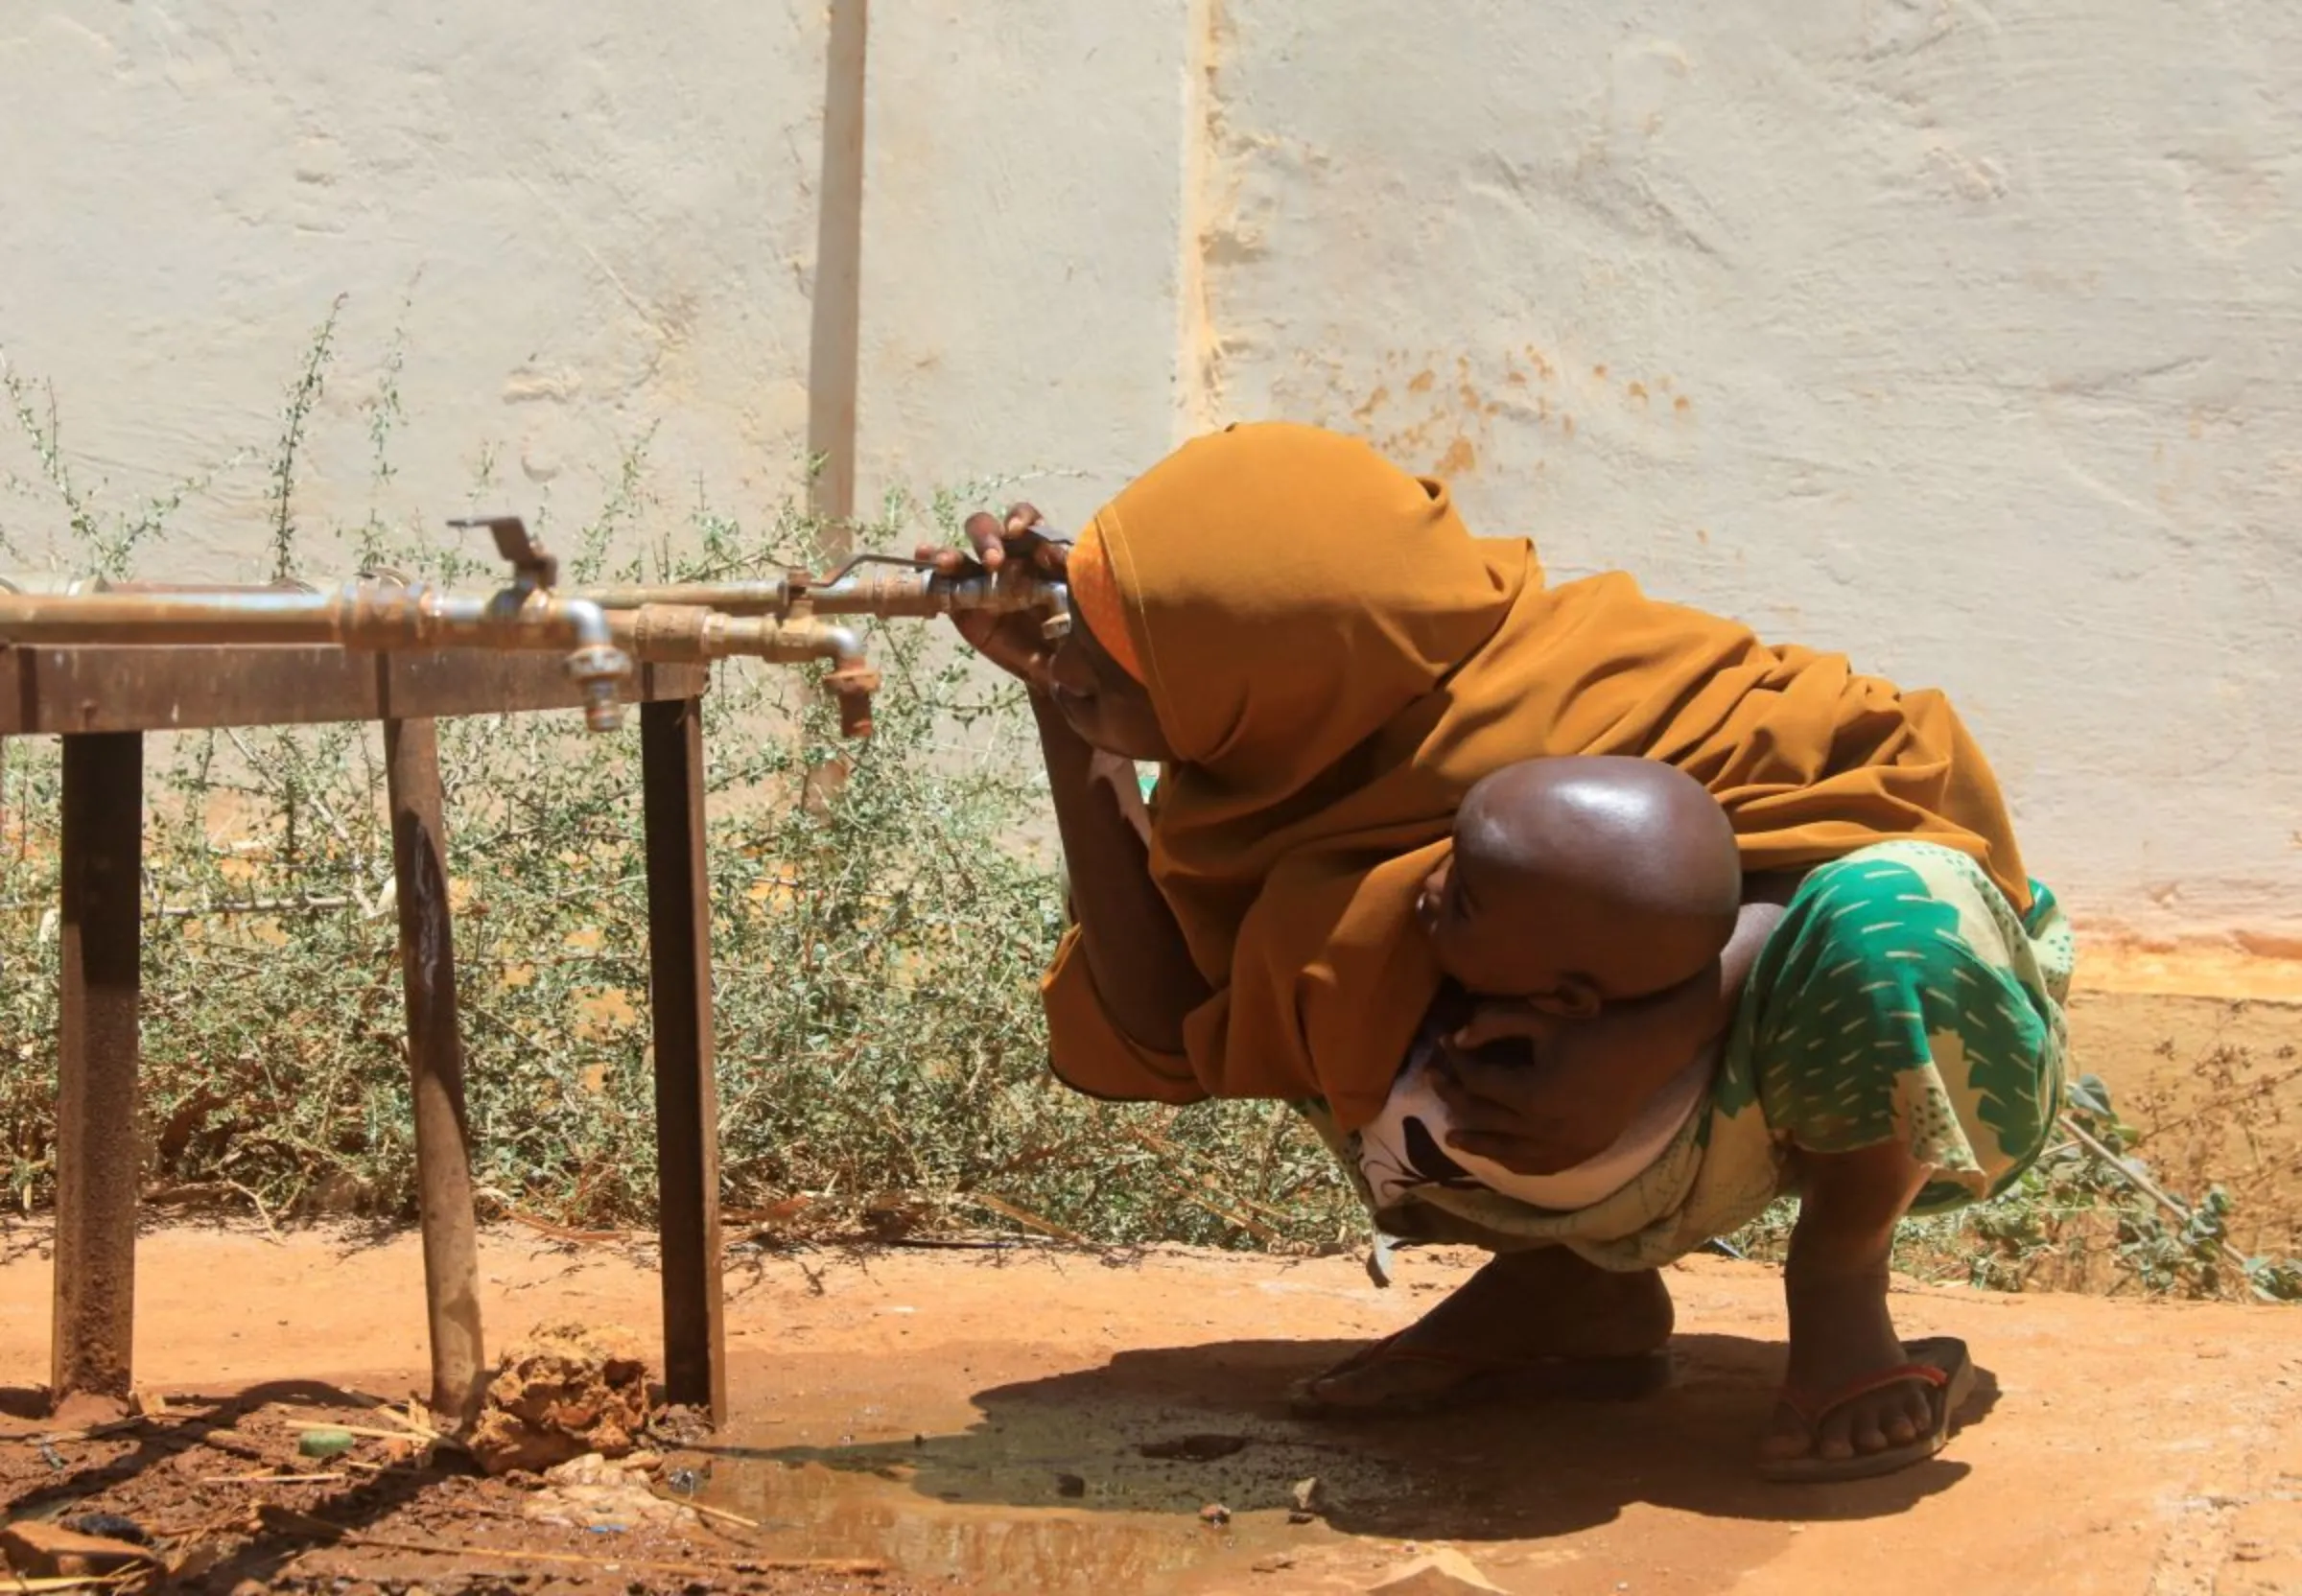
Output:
[1359, 756, 1743, 1213]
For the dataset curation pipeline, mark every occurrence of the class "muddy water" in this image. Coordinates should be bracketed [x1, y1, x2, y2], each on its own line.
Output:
[694, 1385, 1406, 1594]
[711, 1456, 1301, 1593]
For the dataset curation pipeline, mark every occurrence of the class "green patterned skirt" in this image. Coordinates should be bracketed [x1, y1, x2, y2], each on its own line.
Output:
[1302, 841, 2076, 1271]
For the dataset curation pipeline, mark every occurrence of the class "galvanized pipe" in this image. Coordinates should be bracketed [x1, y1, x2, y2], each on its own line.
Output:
[612, 606, 880, 738]
[0, 580, 634, 733]
[0, 573, 112, 597]
[582, 553, 1069, 634]
[584, 576, 795, 615]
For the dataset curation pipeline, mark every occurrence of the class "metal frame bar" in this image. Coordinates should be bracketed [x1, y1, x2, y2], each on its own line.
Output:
[641, 697, 727, 1421]
[16, 646, 724, 1425]
[385, 716, 487, 1425]
[52, 731, 143, 1408]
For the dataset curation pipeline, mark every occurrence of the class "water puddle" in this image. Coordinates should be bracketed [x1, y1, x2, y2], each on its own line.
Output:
[692, 1405, 1391, 1594]
[711, 1456, 1279, 1594]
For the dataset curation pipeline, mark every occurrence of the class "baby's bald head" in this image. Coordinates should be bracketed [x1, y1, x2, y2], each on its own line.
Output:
[1421, 756, 1742, 1010]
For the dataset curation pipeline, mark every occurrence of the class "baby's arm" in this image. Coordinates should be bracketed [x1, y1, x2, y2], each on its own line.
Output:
[1641, 871, 1800, 1055]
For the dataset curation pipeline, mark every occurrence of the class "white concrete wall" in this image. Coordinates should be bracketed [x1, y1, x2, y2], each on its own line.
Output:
[0, 2, 827, 573]
[2, 1, 2297, 945]
[853, 1, 1187, 518]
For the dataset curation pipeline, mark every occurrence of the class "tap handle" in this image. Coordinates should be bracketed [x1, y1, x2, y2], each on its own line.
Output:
[451, 515, 559, 592]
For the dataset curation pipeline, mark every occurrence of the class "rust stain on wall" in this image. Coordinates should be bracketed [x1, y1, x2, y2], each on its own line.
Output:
[1302, 345, 1697, 482]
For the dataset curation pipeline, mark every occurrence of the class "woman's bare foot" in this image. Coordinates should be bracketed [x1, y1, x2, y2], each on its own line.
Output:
[1759, 1141, 1941, 1467]
[1760, 1266, 1938, 1462]
[1293, 1246, 1674, 1415]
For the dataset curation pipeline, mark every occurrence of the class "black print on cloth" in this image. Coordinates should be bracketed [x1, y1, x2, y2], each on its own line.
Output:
[1364, 1114, 1483, 1200]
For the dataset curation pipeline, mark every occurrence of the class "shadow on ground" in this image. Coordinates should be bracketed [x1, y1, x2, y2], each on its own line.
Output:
[1, 1381, 450, 1587]
[701, 1331, 2001, 1545]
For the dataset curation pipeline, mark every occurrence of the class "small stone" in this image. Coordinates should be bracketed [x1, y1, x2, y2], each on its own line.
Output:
[0, 1520, 157, 1578]
[61, 1512, 150, 1546]
[1055, 1472, 1088, 1499]
[1365, 1548, 1506, 1596]
[1253, 1554, 1297, 1574]
[1291, 1476, 1327, 1514]
[1139, 1433, 1249, 1462]
[1199, 1502, 1233, 1526]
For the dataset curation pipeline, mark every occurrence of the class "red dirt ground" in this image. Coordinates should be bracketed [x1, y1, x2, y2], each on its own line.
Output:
[4, 1223, 2299, 1595]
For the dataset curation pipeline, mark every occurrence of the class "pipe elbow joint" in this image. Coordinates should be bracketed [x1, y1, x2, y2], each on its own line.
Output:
[817, 624, 878, 739]
[557, 597, 632, 733]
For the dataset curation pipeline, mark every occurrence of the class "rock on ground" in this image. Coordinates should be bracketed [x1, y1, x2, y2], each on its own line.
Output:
[1365, 1547, 1506, 1595]
[0, 1519, 157, 1578]
[467, 1321, 652, 1477]
[522, 1451, 693, 1532]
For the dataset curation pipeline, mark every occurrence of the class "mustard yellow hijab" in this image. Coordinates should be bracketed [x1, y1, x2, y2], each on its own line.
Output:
[1042, 423, 2032, 1132]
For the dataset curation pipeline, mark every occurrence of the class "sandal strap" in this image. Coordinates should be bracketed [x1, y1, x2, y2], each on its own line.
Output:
[1778, 1359, 1952, 1431]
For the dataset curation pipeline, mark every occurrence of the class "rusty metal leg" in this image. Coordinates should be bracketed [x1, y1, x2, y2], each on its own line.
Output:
[53, 731, 143, 1411]
[641, 696, 725, 1421]
[384, 716, 486, 1426]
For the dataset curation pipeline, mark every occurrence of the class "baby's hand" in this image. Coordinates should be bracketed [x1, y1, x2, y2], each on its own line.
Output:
[1432, 1002, 1633, 1175]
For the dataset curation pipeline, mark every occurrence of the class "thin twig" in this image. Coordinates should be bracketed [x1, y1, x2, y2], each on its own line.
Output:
[2060, 1113, 2272, 1302]
[222, 1179, 286, 1246]
[151, 896, 356, 920]
[201, 1471, 347, 1484]
[668, 1496, 760, 1530]
[957, 1191, 1088, 1246]
[280, 1419, 453, 1447]
[501, 1208, 627, 1245]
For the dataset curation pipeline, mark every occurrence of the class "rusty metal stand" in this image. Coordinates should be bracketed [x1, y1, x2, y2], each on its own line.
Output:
[9, 646, 714, 1418]
[641, 696, 726, 1422]
[384, 716, 486, 1426]
[52, 732, 143, 1407]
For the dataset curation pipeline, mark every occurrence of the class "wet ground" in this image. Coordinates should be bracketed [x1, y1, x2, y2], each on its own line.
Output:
[5, 1223, 2300, 1594]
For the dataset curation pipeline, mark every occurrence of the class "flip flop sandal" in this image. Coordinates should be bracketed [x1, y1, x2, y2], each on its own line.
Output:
[1288, 1328, 1672, 1420]
[1755, 1335, 1976, 1484]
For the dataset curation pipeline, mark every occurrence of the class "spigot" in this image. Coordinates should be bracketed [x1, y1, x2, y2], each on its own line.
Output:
[448, 518, 631, 732]
[566, 640, 628, 732]
[536, 593, 629, 733]
[826, 661, 881, 739]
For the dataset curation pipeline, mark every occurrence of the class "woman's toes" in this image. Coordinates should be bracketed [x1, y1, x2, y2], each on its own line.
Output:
[1812, 1388, 1933, 1458]
[1814, 1408, 1860, 1460]
[1889, 1389, 1932, 1443]
[1760, 1405, 1816, 1461]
